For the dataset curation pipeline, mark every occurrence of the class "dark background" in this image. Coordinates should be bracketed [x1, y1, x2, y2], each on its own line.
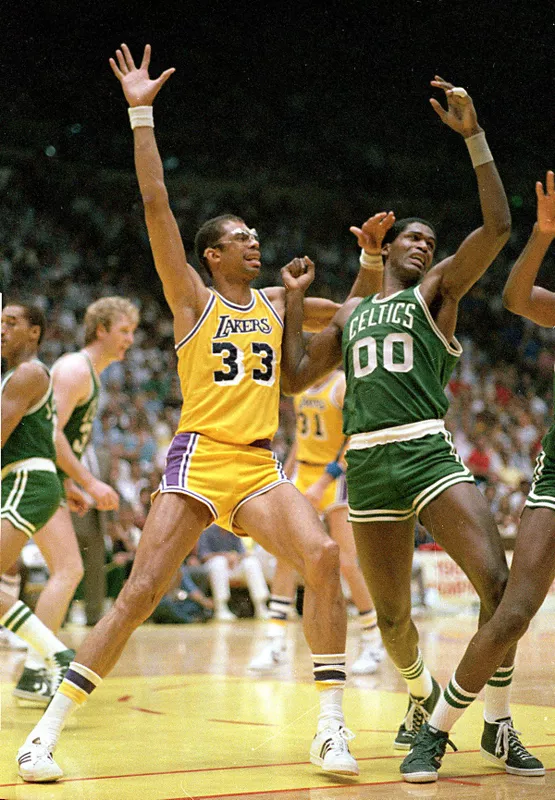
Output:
[6, 1, 553, 183]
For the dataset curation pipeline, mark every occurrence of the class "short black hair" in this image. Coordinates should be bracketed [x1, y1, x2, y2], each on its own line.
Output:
[382, 217, 437, 247]
[7, 301, 47, 345]
[194, 214, 245, 277]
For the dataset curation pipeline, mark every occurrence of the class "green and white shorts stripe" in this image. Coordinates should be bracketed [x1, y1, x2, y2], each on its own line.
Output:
[347, 429, 474, 524]
[1, 469, 63, 537]
[525, 450, 555, 512]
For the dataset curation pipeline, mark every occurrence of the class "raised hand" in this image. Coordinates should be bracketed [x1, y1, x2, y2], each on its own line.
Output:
[536, 171, 555, 237]
[350, 211, 396, 254]
[281, 257, 315, 293]
[109, 43, 175, 107]
[430, 75, 481, 138]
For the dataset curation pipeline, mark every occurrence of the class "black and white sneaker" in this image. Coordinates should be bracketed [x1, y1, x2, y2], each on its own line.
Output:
[17, 737, 63, 782]
[310, 724, 359, 776]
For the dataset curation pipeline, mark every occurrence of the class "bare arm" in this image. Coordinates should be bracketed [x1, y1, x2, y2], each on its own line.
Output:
[1, 363, 48, 446]
[423, 77, 511, 302]
[280, 258, 352, 394]
[110, 44, 209, 343]
[53, 356, 119, 511]
[503, 171, 555, 326]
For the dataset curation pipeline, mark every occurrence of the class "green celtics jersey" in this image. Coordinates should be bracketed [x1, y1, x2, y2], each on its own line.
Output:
[342, 285, 462, 435]
[63, 351, 100, 459]
[1, 360, 56, 469]
[541, 372, 555, 458]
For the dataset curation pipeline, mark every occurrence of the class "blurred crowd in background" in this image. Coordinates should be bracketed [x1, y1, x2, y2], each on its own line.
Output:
[2, 152, 555, 613]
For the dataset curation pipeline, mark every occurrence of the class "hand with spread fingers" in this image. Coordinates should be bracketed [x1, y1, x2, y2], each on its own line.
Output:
[536, 170, 555, 238]
[281, 257, 315, 293]
[350, 211, 396, 255]
[109, 43, 175, 107]
[430, 75, 482, 139]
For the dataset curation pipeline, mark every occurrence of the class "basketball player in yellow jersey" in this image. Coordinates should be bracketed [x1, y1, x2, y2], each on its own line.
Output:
[18, 44, 389, 783]
[249, 371, 384, 675]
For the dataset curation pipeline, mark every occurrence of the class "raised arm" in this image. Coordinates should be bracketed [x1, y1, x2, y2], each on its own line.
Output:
[424, 76, 511, 301]
[110, 44, 209, 343]
[280, 258, 353, 394]
[503, 171, 555, 326]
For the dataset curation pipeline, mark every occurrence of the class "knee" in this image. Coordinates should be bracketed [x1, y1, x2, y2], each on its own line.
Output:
[488, 608, 531, 648]
[304, 538, 340, 589]
[115, 574, 165, 625]
[376, 607, 412, 642]
[476, 562, 509, 616]
[49, 558, 85, 588]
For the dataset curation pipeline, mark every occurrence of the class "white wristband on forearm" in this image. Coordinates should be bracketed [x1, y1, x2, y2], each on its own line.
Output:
[359, 250, 384, 271]
[465, 131, 493, 169]
[128, 106, 154, 130]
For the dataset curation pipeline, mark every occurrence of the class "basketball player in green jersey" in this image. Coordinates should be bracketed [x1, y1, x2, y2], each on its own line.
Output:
[396, 172, 555, 782]
[3, 297, 138, 704]
[1, 303, 83, 697]
[281, 78, 542, 776]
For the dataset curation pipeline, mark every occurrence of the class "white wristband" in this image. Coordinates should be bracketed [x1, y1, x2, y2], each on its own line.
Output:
[128, 106, 154, 130]
[359, 251, 384, 271]
[465, 131, 493, 169]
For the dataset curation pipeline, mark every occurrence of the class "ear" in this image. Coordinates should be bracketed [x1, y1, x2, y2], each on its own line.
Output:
[95, 322, 109, 341]
[29, 324, 41, 344]
[204, 247, 221, 270]
[381, 243, 390, 260]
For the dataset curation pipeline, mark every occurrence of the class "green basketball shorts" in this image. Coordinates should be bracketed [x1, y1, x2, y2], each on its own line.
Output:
[525, 449, 555, 512]
[1, 467, 63, 537]
[346, 426, 474, 523]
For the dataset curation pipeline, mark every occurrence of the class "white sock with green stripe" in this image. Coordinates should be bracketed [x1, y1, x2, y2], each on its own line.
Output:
[429, 673, 478, 732]
[0, 601, 66, 659]
[484, 665, 514, 723]
[398, 649, 433, 698]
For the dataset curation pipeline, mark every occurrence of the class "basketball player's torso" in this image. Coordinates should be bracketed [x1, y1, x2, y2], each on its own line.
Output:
[294, 372, 345, 465]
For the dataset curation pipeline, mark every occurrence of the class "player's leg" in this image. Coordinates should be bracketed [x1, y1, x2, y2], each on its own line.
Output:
[32, 506, 84, 633]
[18, 492, 212, 783]
[402, 504, 550, 783]
[236, 553, 269, 619]
[325, 507, 382, 675]
[0, 560, 27, 650]
[352, 517, 440, 746]
[13, 507, 84, 705]
[205, 555, 236, 620]
[248, 558, 297, 671]
[236, 482, 358, 776]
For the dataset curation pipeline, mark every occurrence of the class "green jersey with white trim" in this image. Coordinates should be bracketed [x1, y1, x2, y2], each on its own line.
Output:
[341, 285, 462, 435]
[1, 360, 57, 468]
[62, 351, 100, 461]
[540, 372, 555, 459]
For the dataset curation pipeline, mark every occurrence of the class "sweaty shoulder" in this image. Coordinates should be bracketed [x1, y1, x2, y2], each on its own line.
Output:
[262, 286, 285, 317]
[52, 353, 92, 402]
[4, 361, 49, 406]
[335, 296, 364, 330]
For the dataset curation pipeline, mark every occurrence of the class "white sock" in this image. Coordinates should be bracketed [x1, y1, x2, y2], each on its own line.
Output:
[429, 673, 478, 732]
[0, 601, 65, 659]
[398, 649, 433, 698]
[484, 666, 513, 723]
[27, 693, 77, 750]
[317, 686, 345, 731]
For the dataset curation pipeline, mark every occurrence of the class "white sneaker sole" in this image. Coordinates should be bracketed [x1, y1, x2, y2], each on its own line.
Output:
[402, 770, 438, 783]
[480, 747, 545, 776]
[310, 753, 359, 776]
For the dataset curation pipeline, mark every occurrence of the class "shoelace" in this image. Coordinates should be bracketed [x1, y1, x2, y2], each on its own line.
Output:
[494, 721, 533, 761]
[330, 727, 356, 752]
[404, 699, 428, 733]
[414, 729, 457, 765]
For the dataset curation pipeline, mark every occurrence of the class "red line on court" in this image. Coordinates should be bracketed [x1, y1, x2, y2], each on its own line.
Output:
[445, 778, 483, 786]
[118, 695, 132, 702]
[208, 718, 278, 727]
[129, 706, 165, 715]
[358, 729, 397, 733]
[152, 683, 190, 691]
[2, 750, 554, 789]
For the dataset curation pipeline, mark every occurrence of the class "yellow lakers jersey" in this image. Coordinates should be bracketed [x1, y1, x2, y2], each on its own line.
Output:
[176, 289, 282, 445]
[293, 371, 346, 464]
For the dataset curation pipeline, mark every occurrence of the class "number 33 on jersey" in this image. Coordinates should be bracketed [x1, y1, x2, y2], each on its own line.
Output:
[175, 289, 283, 445]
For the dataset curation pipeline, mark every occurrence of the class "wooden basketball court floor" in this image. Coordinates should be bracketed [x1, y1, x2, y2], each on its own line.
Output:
[1, 610, 555, 800]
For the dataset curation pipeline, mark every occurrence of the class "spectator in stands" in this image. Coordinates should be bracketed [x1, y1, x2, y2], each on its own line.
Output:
[197, 524, 269, 621]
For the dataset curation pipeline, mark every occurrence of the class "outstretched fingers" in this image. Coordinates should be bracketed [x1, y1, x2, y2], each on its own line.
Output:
[140, 43, 151, 70]
[546, 170, 555, 196]
[156, 67, 176, 88]
[120, 43, 137, 71]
